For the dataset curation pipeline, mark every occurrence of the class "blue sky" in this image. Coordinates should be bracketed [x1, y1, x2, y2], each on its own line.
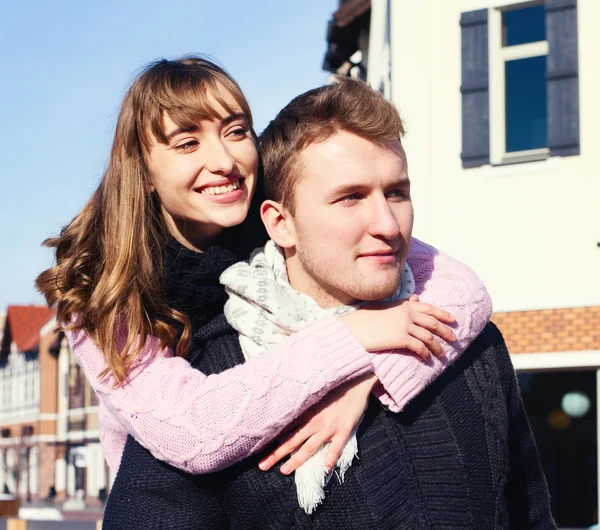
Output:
[0, 0, 337, 310]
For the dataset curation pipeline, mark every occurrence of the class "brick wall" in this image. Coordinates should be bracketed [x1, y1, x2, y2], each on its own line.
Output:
[492, 306, 600, 354]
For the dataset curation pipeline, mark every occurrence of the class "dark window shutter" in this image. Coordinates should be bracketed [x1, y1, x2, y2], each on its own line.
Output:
[460, 9, 490, 168]
[546, 0, 580, 157]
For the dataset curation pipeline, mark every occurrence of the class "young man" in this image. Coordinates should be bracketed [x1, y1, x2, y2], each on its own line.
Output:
[254, 78, 555, 528]
[105, 79, 555, 529]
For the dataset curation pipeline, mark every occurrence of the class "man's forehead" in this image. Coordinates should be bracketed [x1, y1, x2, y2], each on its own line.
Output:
[297, 132, 407, 185]
[301, 130, 403, 159]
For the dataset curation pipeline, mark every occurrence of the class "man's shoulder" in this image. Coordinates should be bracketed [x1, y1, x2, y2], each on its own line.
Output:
[448, 321, 517, 402]
[469, 321, 507, 355]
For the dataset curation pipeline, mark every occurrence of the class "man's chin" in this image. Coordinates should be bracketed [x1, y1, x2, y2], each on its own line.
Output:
[352, 280, 401, 302]
[355, 268, 402, 300]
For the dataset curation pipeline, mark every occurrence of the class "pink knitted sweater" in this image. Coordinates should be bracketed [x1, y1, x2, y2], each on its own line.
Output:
[69, 238, 492, 474]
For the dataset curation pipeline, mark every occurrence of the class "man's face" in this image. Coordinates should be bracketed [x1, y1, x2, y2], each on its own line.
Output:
[286, 130, 413, 308]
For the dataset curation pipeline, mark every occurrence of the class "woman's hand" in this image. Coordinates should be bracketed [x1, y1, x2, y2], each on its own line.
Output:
[258, 373, 377, 475]
[341, 295, 456, 360]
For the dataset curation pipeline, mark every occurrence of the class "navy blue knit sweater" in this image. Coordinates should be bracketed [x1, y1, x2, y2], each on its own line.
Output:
[102, 244, 556, 530]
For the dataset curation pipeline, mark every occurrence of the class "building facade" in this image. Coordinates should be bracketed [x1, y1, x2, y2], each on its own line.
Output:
[44, 316, 110, 508]
[324, 0, 599, 527]
[0, 307, 110, 508]
[0, 305, 56, 502]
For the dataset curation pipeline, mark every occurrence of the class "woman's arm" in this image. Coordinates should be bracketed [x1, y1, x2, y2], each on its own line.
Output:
[71, 316, 372, 474]
[98, 402, 128, 472]
[368, 237, 493, 411]
[259, 242, 492, 473]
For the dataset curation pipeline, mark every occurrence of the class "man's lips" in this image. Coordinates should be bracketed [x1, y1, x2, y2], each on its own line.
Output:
[358, 249, 399, 258]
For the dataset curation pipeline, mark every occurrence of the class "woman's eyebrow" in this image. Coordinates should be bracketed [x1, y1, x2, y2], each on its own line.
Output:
[165, 114, 246, 142]
[165, 125, 198, 142]
[221, 112, 247, 126]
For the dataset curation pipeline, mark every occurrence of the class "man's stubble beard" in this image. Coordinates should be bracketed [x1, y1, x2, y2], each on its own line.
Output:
[295, 230, 403, 307]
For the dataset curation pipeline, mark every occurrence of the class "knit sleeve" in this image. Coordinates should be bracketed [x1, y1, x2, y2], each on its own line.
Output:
[370, 237, 493, 412]
[98, 402, 128, 472]
[68, 316, 371, 474]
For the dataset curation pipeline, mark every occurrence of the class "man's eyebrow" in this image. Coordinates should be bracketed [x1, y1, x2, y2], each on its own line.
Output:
[165, 125, 199, 142]
[328, 177, 410, 197]
[327, 183, 368, 197]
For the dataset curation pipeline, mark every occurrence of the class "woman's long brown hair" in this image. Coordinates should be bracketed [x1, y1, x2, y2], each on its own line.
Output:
[36, 56, 254, 385]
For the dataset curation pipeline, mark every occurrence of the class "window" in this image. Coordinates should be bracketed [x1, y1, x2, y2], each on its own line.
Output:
[460, 0, 580, 168]
[490, 2, 549, 162]
[518, 369, 598, 527]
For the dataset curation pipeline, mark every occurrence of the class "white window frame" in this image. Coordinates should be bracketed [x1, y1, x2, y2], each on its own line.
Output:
[513, 350, 600, 527]
[489, 0, 549, 165]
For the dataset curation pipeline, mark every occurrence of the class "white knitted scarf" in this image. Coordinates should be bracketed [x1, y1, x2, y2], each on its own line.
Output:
[220, 240, 415, 513]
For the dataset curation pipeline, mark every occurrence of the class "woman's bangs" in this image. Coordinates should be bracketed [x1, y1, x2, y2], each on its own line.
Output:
[146, 73, 252, 147]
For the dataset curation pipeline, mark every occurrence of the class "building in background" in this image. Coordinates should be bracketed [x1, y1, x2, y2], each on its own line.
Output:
[323, 0, 599, 527]
[0, 307, 110, 508]
[0, 305, 56, 502]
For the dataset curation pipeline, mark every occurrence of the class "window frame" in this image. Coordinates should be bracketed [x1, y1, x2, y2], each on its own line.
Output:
[512, 350, 600, 526]
[489, 0, 549, 165]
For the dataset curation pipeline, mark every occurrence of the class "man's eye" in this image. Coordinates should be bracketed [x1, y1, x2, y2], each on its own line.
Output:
[387, 190, 408, 199]
[342, 193, 361, 202]
[175, 140, 199, 152]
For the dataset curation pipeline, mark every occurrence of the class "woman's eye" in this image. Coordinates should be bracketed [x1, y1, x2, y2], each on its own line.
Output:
[229, 127, 248, 137]
[175, 140, 198, 153]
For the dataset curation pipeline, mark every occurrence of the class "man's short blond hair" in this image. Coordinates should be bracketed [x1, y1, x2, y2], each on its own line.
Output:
[260, 76, 405, 212]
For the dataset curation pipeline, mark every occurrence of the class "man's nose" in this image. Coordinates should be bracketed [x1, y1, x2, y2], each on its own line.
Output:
[368, 200, 401, 240]
[204, 137, 236, 175]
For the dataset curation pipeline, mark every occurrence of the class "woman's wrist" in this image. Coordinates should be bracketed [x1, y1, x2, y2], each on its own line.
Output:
[354, 373, 379, 392]
[339, 310, 371, 350]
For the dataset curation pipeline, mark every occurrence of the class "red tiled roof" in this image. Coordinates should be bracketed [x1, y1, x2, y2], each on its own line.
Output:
[4, 305, 55, 353]
[333, 0, 370, 28]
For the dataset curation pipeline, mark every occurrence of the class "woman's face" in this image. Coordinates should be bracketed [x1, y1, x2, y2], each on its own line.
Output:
[146, 89, 258, 250]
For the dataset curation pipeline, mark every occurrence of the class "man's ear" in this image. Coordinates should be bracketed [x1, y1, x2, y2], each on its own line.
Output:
[260, 200, 297, 249]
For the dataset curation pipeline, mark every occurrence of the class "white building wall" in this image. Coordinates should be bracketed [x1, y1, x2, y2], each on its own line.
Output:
[57, 337, 69, 439]
[5, 448, 17, 494]
[85, 443, 105, 496]
[0, 348, 40, 425]
[29, 446, 39, 495]
[55, 455, 66, 492]
[373, 0, 600, 312]
[0, 450, 4, 492]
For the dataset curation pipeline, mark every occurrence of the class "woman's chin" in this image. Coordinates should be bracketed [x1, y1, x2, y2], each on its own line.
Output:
[212, 207, 250, 229]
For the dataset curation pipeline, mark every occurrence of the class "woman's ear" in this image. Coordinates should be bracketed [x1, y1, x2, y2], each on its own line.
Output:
[260, 200, 297, 249]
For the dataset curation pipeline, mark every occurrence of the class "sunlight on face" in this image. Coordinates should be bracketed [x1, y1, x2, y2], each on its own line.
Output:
[146, 89, 258, 251]
[287, 130, 413, 308]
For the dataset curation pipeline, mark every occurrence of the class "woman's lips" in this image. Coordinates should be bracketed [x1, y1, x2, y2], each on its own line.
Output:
[196, 178, 246, 204]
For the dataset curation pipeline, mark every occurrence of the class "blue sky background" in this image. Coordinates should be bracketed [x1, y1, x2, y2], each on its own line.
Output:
[0, 0, 337, 310]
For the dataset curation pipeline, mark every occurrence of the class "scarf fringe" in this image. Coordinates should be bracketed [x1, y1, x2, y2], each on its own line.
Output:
[295, 428, 359, 514]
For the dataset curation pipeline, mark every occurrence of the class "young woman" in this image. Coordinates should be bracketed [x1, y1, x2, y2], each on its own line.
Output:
[36, 57, 491, 518]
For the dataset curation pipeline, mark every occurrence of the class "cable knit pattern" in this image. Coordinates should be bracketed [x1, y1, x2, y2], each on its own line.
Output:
[70, 316, 370, 474]
[220, 238, 491, 513]
[103, 323, 556, 530]
[71, 237, 491, 474]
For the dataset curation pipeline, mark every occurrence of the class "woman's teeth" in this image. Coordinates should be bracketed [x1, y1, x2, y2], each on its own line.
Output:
[200, 180, 241, 195]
